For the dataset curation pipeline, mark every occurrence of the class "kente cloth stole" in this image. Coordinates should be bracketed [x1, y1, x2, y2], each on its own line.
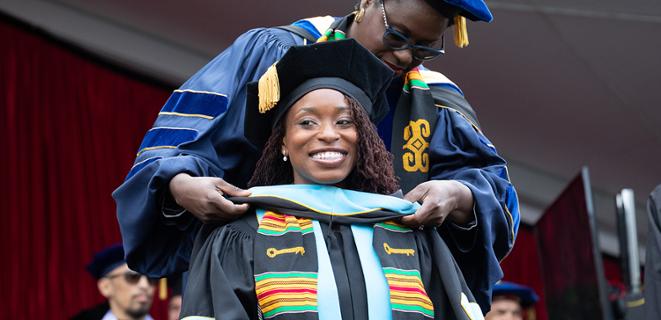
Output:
[253, 211, 319, 320]
[253, 210, 434, 320]
[317, 19, 437, 193]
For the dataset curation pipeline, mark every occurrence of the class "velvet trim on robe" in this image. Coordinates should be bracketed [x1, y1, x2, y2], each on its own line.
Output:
[112, 15, 520, 312]
[112, 27, 306, 277]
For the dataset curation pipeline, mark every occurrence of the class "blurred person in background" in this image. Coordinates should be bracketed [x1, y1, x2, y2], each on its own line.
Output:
[485, 281, 539, 320]
[71, 244, 155, 320]
[167, 274, 183, 320]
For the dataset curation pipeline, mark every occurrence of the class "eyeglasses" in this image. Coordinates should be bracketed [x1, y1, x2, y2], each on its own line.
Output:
[379, 0, 445, 61]
[105, 271, 157, 286]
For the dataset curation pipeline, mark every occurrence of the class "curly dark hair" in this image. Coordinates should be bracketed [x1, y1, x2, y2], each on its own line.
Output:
[248, 94, 399, 194]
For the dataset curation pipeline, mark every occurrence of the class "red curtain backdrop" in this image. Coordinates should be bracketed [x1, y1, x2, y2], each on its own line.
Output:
[0, 16, 172, 319]
[501, 228, 625, 320]
[500, 226, 549, 320]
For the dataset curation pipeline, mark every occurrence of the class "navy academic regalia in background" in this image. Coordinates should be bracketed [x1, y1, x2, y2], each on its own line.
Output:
[488, 281, 539, 320]
[70, 244, 124, 320]
[71, 244, 155, 320]
[113, 0, 520, 312]
[492, 281, 539, 308]
[85, 243, 126, 279]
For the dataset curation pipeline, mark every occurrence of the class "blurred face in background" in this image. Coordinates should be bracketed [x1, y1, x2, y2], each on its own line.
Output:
[168, 294, 182, 320]
[485, 296, 523, 320]
[98, 264, 155, 320]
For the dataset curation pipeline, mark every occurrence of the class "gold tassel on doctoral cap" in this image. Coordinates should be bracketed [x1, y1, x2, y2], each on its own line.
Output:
[258, 64, 280, 113]
[159, 278, 167, 300]
[454, 15, 469, 48]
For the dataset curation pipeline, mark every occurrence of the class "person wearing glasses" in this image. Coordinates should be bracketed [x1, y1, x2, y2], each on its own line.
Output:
[114, 0, 520, 312]
[71, 244, 155, 320]
[182, 38, 485, 320]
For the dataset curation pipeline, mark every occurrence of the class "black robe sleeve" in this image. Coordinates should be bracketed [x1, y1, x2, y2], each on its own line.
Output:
[180, 217, 258, 319]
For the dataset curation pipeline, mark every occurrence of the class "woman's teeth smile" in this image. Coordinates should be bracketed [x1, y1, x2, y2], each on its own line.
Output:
[311, 151, 345, 161]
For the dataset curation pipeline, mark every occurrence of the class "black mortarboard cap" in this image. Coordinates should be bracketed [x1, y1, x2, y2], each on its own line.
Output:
[86, 243, 125, 279]
[245, 39, 394, 148]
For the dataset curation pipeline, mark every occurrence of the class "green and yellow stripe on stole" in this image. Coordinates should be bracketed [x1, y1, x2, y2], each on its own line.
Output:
[257, 211, 314, 236]
[403, 69, 430, 92]
[383, 268, 434, 318]
[254, 271, 318, 318]
[375, 221, 413, 233]
[316, 28, 346, 42]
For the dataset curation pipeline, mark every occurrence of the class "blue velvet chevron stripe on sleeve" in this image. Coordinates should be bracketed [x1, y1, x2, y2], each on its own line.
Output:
[127, 90, 229, 179]
[113, 27, 306, 277]
[161, 89, 229, 118]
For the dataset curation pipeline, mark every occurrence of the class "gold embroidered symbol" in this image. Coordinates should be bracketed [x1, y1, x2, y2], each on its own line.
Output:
[402, 119, 430, 173]
[383, 243, 415, 256]
[266, 246, 306, 258]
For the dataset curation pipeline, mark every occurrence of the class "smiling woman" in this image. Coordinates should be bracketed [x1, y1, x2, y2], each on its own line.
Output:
[180, 39, 486, 320]
[115, 0, 520, 316]
[243, 38, 399, 195]
[249, 89, 398, 194]
[283, 89, 359, 186]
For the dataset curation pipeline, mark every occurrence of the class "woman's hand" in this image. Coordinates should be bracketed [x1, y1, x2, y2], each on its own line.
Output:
[169, 173, 251, 223]
[401, 180, 474, 228]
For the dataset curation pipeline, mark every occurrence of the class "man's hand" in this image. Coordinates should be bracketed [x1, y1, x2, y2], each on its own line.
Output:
[169, 173, 251, 223]
[401, 180, 474, 228]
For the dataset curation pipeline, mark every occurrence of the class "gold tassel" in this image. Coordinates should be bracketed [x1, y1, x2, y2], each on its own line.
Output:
[159, 278, 167, 300]
[454, 16, 469, 48]
[258, 64, 281, 113]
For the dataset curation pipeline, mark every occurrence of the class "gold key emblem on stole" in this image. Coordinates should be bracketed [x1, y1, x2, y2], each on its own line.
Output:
[266, 246, 306, 258]
[383, 243, 415, 256]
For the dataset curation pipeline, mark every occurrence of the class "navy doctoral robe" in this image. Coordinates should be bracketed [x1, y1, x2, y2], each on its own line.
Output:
[112, 16, 520, 312]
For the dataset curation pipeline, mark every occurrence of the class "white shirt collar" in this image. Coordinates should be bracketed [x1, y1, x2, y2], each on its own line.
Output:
[101, 310, 153, 320]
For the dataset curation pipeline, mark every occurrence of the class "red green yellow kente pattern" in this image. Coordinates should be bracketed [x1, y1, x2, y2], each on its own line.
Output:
[254, 271, 318, 318]
[383, 267, 435, 318]
[257, 211, 313, 236]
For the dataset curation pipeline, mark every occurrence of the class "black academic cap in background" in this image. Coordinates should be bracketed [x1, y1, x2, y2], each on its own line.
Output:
[85, 243, 125, 279]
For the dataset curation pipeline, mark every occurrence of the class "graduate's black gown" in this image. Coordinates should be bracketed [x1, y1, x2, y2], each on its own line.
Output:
[180, 185, 484, 320]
